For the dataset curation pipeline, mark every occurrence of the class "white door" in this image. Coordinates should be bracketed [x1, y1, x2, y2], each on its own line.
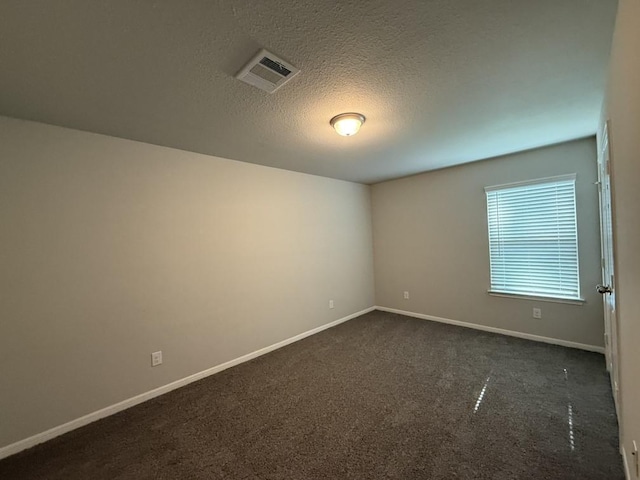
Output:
[597, 121, 620, 414]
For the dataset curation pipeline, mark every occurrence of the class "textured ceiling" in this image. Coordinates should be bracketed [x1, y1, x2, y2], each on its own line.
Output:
[0, 0, 618, 184]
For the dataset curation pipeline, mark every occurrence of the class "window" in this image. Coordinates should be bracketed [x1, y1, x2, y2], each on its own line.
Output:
[485, 174, 581, 301]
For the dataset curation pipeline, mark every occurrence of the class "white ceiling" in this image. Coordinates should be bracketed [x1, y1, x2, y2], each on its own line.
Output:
[0, 0, 618, 184]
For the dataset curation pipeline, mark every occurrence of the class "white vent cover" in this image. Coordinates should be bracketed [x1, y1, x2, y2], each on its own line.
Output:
[236, 49, 300, 93]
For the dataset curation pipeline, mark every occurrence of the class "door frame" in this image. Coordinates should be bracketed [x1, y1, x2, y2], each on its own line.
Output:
[596, 120, 621, 416]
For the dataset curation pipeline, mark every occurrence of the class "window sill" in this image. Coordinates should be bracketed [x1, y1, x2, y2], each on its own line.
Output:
[488, 290, 586, 305]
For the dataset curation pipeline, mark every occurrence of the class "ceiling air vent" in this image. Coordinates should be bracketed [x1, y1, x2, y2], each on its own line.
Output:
[236, 49, 300, 93]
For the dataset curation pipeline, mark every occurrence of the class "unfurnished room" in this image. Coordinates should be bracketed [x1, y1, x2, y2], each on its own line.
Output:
[1, 1, 639, 479]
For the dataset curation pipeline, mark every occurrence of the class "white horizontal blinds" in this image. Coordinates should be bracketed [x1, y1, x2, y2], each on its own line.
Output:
[486, 175, 580, 299]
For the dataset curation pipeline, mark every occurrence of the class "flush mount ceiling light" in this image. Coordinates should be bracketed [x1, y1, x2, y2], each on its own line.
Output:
[330, 113, 366, 136]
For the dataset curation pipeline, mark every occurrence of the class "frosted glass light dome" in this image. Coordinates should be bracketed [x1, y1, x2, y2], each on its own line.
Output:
[330, 113, 366, 136]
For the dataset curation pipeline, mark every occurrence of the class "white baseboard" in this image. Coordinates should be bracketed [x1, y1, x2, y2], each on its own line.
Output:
[375, 306, 605, 354]
[622, 445, 631, 480]
[0, 306, 375, 461]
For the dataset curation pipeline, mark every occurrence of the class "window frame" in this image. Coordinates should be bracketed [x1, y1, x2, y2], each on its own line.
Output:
[484, 174, 585, 304]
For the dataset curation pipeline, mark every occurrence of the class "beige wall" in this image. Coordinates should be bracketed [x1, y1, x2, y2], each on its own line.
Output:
[372, 138, 604, 347]
[602, 0, 640, 475]
[0, 116, 375, 449]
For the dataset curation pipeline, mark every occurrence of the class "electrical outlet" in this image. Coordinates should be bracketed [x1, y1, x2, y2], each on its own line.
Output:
[151, 351, 163, 367]
[404, 291, 409, 300]
[532, 308, 542, 319]
[329, 299, 334, 309]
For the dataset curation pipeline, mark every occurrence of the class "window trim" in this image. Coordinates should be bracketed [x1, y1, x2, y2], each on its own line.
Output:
[484, 173, 582, 302]
[484, 173, 577, 192]
[487, 290, 585, 305]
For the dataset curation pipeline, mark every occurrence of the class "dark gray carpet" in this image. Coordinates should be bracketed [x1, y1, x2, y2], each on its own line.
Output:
[0, 311, 623, 479]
